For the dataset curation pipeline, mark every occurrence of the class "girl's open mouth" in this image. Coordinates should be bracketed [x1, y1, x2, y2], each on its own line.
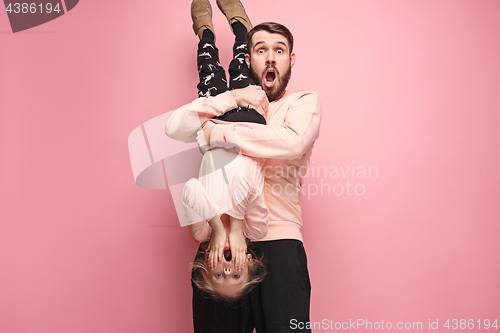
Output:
[224, 249, 232, 262]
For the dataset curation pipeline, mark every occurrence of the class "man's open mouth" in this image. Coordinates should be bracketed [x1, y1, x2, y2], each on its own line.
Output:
[224, 249, 232, 262]
[264, 68, 276, 88]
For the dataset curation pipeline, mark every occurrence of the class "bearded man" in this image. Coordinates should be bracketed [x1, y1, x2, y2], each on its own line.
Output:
[165, 2, 321, 331]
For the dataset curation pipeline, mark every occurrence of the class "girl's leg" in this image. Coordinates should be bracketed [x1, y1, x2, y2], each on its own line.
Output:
[228, 30, 255, 90]
[191, 0, 228, 97]
[217, 0, 254, 90]
[196, 33, 228, 98]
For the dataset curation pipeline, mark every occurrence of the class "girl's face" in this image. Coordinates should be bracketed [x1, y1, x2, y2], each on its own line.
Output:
[208, 250, 253, 297]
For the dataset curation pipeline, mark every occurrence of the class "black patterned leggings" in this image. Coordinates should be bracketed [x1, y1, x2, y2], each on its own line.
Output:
[196, 33, 266, 125]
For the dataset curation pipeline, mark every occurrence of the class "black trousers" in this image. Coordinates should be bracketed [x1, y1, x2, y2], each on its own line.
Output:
[192, 239, 312, 333]
[197, 33, 266, 125]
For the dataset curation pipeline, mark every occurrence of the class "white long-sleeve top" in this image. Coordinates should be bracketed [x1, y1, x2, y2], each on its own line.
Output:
[166, 90, 321, 241]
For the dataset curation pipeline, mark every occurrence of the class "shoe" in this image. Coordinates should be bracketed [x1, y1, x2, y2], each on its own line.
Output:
[191, 0, 216, 41]
[216, 0, 252, 33]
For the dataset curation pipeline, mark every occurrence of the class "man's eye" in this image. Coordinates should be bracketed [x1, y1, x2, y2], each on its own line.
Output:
[215, 274, 222, 278]
[257, 49, 265, 54]
[277, 49, 283, 54]
[232, 274, 240, 279]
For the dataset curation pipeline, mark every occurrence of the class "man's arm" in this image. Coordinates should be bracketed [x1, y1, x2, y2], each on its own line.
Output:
[165, 91, 238, 143]
[165, 86, 269, 143]
[208, 92, 321, 160]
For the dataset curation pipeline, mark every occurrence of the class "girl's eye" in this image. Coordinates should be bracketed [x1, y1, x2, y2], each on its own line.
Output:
[215, 274, 222, 278]
[232, 275, 240, 279]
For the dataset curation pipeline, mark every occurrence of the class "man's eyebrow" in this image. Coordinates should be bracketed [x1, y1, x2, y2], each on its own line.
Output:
[253, 41, 287, 49]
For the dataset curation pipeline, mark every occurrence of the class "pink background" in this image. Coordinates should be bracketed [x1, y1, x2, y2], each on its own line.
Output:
[1, 0, 499, 332]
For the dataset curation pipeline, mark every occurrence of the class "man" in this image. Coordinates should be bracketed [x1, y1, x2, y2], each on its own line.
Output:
[165, 1, 321, 331]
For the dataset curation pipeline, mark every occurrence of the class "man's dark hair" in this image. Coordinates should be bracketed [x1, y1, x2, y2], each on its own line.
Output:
[246, 22, 294, 54]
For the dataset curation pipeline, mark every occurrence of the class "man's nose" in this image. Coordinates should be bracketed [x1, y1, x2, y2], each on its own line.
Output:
[266, 52, 276, 64]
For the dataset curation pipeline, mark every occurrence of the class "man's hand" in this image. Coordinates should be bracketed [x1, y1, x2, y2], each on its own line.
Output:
[196, 121, 216, 154]
[230, 86, 269, 116]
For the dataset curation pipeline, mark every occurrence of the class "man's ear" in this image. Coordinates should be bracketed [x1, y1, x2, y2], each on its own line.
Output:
[245, 53, 250, 68]
[290, 52, 296, 68]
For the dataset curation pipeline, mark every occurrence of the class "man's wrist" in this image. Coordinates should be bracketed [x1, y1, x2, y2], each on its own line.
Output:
[229, 90, 242, 107]
[209, 123, 229, 148]
[204, 121, 216, 146]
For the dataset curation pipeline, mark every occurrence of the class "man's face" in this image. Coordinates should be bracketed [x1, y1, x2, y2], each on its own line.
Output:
[246, 31, 296, 102]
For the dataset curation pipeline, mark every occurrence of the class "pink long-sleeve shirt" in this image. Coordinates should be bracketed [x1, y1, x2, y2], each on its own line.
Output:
[165, 89, 321, 241]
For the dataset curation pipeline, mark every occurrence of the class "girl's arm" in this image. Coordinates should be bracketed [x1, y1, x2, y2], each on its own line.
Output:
[207, 216, 227, 270]
[228, 217, 247, 271]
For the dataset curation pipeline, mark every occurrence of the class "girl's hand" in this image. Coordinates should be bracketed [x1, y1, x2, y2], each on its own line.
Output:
[208, 227, 227, 270]
[229, 230, 247, 272]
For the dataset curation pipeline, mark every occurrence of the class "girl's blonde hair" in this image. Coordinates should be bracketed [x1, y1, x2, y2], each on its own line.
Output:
[191, 240, 266, 302]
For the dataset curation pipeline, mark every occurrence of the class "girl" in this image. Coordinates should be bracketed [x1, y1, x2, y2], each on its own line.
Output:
[167, 0, 268, 300]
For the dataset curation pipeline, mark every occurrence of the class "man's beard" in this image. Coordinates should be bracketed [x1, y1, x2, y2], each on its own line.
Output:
[249, 64, 291, 102]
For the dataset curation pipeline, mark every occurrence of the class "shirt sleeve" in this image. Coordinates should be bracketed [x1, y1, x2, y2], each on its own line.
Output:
[165, 91, 239, 143]
[209, 92, 321, 160]
[190, 222, 212, 243]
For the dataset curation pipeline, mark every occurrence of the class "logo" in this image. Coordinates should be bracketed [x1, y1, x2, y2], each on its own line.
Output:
[4, 0, 79, 33]
[128, 112, 254, 228]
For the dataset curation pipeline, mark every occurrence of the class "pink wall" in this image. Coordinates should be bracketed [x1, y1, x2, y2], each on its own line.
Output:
[1, 1, 499, 332]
